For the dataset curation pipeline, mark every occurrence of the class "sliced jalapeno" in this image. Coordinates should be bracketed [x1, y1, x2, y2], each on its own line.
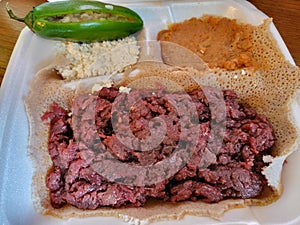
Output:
[6, 1, 143, 42]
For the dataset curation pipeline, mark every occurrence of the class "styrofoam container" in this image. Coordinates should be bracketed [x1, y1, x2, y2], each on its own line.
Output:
[0, 0, 299, 224]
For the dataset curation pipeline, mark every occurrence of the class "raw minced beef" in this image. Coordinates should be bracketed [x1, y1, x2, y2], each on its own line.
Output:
[43, 86, 274, 209]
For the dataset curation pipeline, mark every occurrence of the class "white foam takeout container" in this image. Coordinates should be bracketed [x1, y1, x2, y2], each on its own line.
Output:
[0, 0, 300, 224]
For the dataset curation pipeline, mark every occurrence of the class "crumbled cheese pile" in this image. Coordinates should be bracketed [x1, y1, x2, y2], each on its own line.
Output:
[55, 36, 139, 80]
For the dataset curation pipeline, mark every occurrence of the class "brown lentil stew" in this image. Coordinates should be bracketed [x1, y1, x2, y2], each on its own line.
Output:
[157, 15, 258, 70]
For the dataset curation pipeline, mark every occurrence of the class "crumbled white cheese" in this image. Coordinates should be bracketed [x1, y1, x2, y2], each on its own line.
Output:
[105, 4, 114, 10]
[119, 86, 131, 94]
[262, 154, 289, 190]
[122, 215, 149, 225]
[91, 80, 113, 93]
[55, 36, 139, 80]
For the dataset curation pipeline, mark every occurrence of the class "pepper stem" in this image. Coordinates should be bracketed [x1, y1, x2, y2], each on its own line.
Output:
[6, 2, 25, 23]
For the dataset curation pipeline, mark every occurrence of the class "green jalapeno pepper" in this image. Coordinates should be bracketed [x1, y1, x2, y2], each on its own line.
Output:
[6, 1, 143, 42]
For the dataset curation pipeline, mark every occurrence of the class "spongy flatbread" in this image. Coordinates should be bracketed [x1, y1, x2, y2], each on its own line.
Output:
[25, 62, 254, 225]
[25, 18, 300, 224]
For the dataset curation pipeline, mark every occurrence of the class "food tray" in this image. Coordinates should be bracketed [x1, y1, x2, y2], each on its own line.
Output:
[0, 0, 299, 224]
